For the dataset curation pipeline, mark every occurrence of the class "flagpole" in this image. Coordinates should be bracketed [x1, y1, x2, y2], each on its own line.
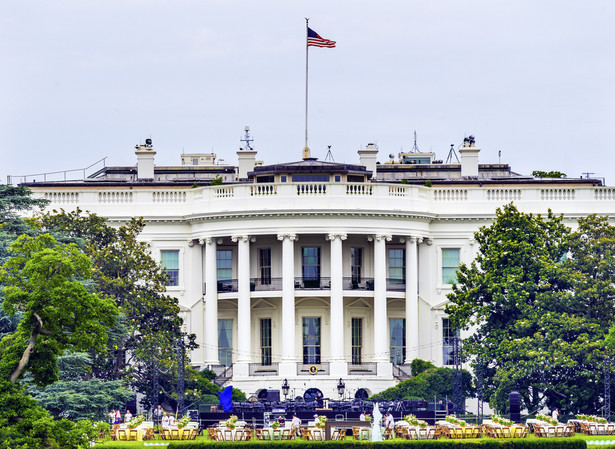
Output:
[304, 17, 309, 158]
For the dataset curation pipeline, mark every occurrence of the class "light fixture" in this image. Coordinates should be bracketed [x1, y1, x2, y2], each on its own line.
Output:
[282, 378, 290, 400]
[337, 378, 345, 399]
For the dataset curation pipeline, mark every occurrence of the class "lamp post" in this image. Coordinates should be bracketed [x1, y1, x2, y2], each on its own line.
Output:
[282, 378, 290, 401]
[337, 378, 345, 399]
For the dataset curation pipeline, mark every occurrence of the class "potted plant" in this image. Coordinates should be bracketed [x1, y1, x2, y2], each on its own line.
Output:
[177, 416, 191, 429]
[271, 421, 280, 429]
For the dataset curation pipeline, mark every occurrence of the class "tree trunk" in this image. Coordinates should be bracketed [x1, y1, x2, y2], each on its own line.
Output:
[10, 328, 39, 383]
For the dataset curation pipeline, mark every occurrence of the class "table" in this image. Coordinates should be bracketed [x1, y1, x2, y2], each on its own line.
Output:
[117, 424, 153, 441]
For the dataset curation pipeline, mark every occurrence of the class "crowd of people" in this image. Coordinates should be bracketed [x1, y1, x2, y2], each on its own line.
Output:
[108, 405, 179, 430]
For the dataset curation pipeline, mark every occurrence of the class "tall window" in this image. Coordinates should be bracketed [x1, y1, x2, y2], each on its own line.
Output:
[302, 247, 320, 288]
[161, 250, 179, 286]
[351, 248, 362, 285]
[442, 248, 460, 284]
[351, 318, 362, 365]
[259, 248, 272, 285]
[302, 317, 321, 364]
[388, 248, 406, 284]
[442, 318, 459, 365]
[218, 319, 233, 366]
[389, 318, 406, 365]
[217, 250, 232, 282]
[260, 318, 272, 365]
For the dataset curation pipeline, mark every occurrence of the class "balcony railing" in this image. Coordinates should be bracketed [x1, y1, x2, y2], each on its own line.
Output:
[386, 278, 406, 291]
[348, 362, 377, 375]
[297, 362, 330, 375]
[250, 277, 282, 291]
[217, 280, 238, 293]
[249, 362, 279, 376]
[294, 277, 331, 290]
[342, 277, 374, 291]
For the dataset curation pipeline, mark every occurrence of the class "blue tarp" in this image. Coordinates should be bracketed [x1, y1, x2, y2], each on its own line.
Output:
[218, 385, 233, 412]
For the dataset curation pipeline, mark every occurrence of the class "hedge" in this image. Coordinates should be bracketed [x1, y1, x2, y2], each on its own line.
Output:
[164, 438, 588, 449]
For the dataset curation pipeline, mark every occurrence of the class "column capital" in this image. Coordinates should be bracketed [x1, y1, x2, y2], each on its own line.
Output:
[375, 234, 392, 242]
[277, 233, 298, 241]
[200, 237, 217, 245]
[424, 238, 432, 245]
[187, 239, 195, 247]
[326, 233, 347, 241]
[469, 238, 476, 246]
[231, 235, 250, 243]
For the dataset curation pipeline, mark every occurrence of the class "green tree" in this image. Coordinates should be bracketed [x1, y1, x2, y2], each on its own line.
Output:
[445, 204, 608, 413]
[370, 363, 474, 401]
[0, 233, 117, 386]
[532, 170, 567, 179]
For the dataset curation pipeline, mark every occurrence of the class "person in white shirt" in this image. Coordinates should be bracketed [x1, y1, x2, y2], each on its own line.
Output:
[168, 414, 176, 426]
[552, 408, 559, 422]
[162, 413, 169, 429]
[124, 410, 133, 423]
[360, 412, 366, 421]
[291, 413, 302, 437]
[384, 413, 395, 438]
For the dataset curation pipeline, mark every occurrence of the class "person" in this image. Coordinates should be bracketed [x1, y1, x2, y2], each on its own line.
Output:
[124, 409, 133, 423]
[277, 415, 285, 426]
[552, 408, 559, 422]
[154, 405, 163, 425]
[168, 413, 176, 426]
[108, 410, 115, 424]
[114, 409, 121, 425]
[316, 392, 324, 408]
[360, 411, 366, 421]
[384, 413, 395, 439]
[161, 412, 169, 430]
[291, 413, 302, 438]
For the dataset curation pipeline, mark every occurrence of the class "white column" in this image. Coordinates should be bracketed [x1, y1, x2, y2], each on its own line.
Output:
[327, 233, 346, 374]
[404, 237, 420, 363]
[188, 240, 205, 364]
[278, 233, 297, 376]
[233, 235, 252, 364]
[372, 234, 391, 364]
[202, 237, 219, 365]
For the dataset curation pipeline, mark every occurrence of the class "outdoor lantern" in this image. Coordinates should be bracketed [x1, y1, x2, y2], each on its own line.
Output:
[337, 378, 345, 399]
[282, 378, 290, 399]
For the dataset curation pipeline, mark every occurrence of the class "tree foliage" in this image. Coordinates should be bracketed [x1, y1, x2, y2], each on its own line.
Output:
[446, 204, 612, 414]
[532, 170, 567, 179]
[0, 233, 117, 386]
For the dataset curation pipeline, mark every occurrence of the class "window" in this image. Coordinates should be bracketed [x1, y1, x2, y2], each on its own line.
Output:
[442, 248, 460, 284]
[256, 175, 274, 183]
[351, 318, 362, 365]
[259, 248, 271, 285]
[281, 175, 287, 182]
[442, 318, 459, 365]
[302, 247, 320, 288]
[388, 248, 405, 284]
[260, 318, 272, 365]
[217, 250, 232, 281]
[218, 319, 233, 366]
[334, 175, 341, 182]
[302, 317, 321, 364]
[351, 248, 362, 285]
[192, 158, 199, 165]
[292, 174, 330, 182]
[347, 175, 364, 182]
[161, 250, 179, 286]
[389, 318, 406, 365]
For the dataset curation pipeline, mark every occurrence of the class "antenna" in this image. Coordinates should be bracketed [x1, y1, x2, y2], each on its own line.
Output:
[324, 145, 334, 162]
[582, 172, 595, 179]
[498, 150, 501, 164]
[240, 125, 254, 150]
[445, 144, 460, 164]
[411, 130, 420, 153]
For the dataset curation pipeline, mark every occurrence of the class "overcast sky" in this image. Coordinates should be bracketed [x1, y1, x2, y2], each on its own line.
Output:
[1, 0, 613, 184]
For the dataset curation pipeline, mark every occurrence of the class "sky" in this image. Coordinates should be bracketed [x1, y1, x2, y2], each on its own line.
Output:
[1, 0, 614, 184]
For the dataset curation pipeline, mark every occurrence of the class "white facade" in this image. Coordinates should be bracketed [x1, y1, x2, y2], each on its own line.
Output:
[21, 141, 615, 401]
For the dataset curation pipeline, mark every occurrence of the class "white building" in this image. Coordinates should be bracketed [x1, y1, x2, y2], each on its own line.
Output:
[12, 135, 613, 401]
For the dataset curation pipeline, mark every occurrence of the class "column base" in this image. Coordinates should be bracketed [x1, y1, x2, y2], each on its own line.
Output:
[278, 361, 298, 378]
[329, 361, 347, 377]
[377, 362, 393, 378]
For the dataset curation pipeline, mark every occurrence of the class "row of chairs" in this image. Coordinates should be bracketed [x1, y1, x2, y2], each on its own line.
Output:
[482, 425, 528, 439]
[160, 429, 199, 440]
[396, 426, 438, 440]
[534, 425, 575, 438]
[580, 422, 615, 435]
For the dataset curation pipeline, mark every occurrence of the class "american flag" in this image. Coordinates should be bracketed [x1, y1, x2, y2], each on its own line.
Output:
[307, 27, 336, 48]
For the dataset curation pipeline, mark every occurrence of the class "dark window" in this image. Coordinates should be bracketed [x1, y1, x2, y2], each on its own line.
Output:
[292, 174, 330, 182]
[302, 247, 320, 288]
[260, 318, 272, 365]
[351, 248, 362, 285]
[259, 248, 271, 284]
[334, 175, 341, 182]
[442, 318, 459, 365]
[281, 175, 287, 182]
[217, 250, 232, 282]
[303, 317, 321, 364]
[347, 175, 364, 182]
[218, 319, 233, 366]
[161, 250, 179, 286]
[256, 175, 275, 183]
[352, 318, 362, 365]
[390, 318, 406, 365]
[388, 248, 405, 284]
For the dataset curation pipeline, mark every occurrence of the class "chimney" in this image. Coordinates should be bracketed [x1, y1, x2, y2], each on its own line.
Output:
[135, 138, 156, 180]
[236, 148, 257, 179]
[358, 143, 379, 177]
[459, 135, 480, 177]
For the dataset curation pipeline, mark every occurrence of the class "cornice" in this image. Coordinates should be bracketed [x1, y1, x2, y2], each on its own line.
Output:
[185, 210, 436, 223]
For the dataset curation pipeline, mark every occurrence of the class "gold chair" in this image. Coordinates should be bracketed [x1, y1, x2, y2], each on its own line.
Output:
[117, 429, 128, 441]
[272, 429, 282, 440]
[360, 428, 370, 440]
[352, 427, 360, 440]
[555, 426, 564, 438]
[312, 429, 323, 440]
[301, 428, 312, 440]
[223, 429, 233, 441]
[419, 428, 428, 439]
[281, 428, 292, 440]
[427, 427, 436, 439]
[244, 429, 254, 440]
